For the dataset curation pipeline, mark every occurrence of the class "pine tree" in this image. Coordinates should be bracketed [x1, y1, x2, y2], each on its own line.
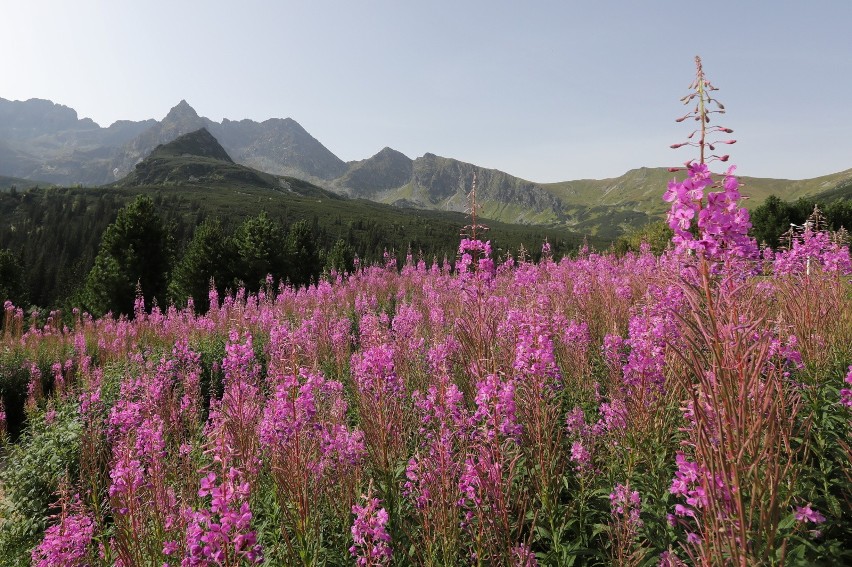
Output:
[169, 218, 235, 311]
[81, 195, 172, 316]
[231, 211, 288, 293]
[286, 219, 320, 287]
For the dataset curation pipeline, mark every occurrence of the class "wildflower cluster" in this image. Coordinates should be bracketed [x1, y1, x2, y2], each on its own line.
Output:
[350, 492, 393, 567]
[458, 238, 496, 278]
[842, 366, 852, 409]
[184, 468, 262, 565]
[31, 495, 95, 567]
[773, 224, 852, 275]
[664, 163, 757, 262]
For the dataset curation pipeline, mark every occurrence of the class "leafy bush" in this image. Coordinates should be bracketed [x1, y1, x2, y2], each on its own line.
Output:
[0, 402, 81, 564]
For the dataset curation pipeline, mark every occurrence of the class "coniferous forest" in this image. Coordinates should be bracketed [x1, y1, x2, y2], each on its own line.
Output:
[0, 186, 587, 315]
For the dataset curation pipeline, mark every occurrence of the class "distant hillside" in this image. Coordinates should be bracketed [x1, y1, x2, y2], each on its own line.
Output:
[334, 147, 414, 197]
[811, 173, 852, 203]
[0, 175, 50, 191]
[367, 152, 568, 225]
[146, 127, 234, 163]
[539, 167, 852, 237]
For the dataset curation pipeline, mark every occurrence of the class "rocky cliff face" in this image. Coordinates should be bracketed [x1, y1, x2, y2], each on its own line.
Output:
[0, 98, 155, 183]
[214, 117, 347, 181]
[330, 150, 567, 223]
[382, 153, 567, 223]
[0, 98, 96, 140]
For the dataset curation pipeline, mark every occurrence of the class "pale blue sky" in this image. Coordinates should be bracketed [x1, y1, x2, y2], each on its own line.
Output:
[4, 1, 850, 182]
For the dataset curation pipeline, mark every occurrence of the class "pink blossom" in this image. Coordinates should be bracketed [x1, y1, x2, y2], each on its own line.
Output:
[841, 366, 852, 408]
[350, 492, 393, 566]
[794, 504, 826, 524]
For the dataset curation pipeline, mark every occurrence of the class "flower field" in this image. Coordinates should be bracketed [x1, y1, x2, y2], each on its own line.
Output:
[1, 59, 851, 566]
[1, 206, 850, 565]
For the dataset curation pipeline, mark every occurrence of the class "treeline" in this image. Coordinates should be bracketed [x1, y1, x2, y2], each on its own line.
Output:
[79, 197, 330, 315]
[750, 195, 852, 248]
[0, 186, 583, 314]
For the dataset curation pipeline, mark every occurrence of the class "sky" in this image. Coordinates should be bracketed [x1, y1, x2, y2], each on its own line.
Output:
[3, 1, 851, 183]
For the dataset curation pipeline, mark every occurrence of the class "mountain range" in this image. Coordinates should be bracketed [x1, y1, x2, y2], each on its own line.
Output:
[2, 97, 850, 238]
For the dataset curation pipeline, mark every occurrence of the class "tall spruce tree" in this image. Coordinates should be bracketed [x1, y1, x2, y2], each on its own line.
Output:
[81, 195, 172, 317]
[231, 211, 288, 293]
[169, 218, 234, 311]
[285, 218, 320, 287]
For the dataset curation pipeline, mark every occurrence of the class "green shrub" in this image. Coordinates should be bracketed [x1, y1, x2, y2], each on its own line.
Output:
[0, 402, 82, 564]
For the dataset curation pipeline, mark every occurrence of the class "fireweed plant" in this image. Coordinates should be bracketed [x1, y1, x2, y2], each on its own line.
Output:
[661, 57, 851, 566]
[0, 57, 849, 566]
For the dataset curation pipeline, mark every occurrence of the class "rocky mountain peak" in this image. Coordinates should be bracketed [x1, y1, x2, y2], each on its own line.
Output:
[0, 97, 95, 138]
[165, 99, 199, 120]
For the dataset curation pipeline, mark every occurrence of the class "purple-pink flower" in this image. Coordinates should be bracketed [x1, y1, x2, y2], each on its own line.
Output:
[350, 492, 393, 566]
[32, 507, 94, 567]
[840, 365, 852, 409]
[794, 504, 826, 524]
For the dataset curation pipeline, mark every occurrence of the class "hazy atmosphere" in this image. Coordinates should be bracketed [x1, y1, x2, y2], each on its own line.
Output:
[4, 0, 850, 182]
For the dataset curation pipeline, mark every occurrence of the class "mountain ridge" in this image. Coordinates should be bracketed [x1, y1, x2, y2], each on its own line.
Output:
[1, 97, 850, 238]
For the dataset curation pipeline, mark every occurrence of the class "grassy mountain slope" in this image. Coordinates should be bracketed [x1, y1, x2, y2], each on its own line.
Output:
[810, 173, 852, 203]
[538, 166, 852, 238]
[346, 153, 567, 225]
[114, 129, 340, 200]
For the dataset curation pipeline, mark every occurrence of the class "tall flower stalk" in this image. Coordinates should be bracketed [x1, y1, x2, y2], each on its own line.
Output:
[665, 57, 806, 565]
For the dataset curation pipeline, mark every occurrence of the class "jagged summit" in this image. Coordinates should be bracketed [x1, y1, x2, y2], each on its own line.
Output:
[165, 99, 200, 120]
[376, 146, 410, 160]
